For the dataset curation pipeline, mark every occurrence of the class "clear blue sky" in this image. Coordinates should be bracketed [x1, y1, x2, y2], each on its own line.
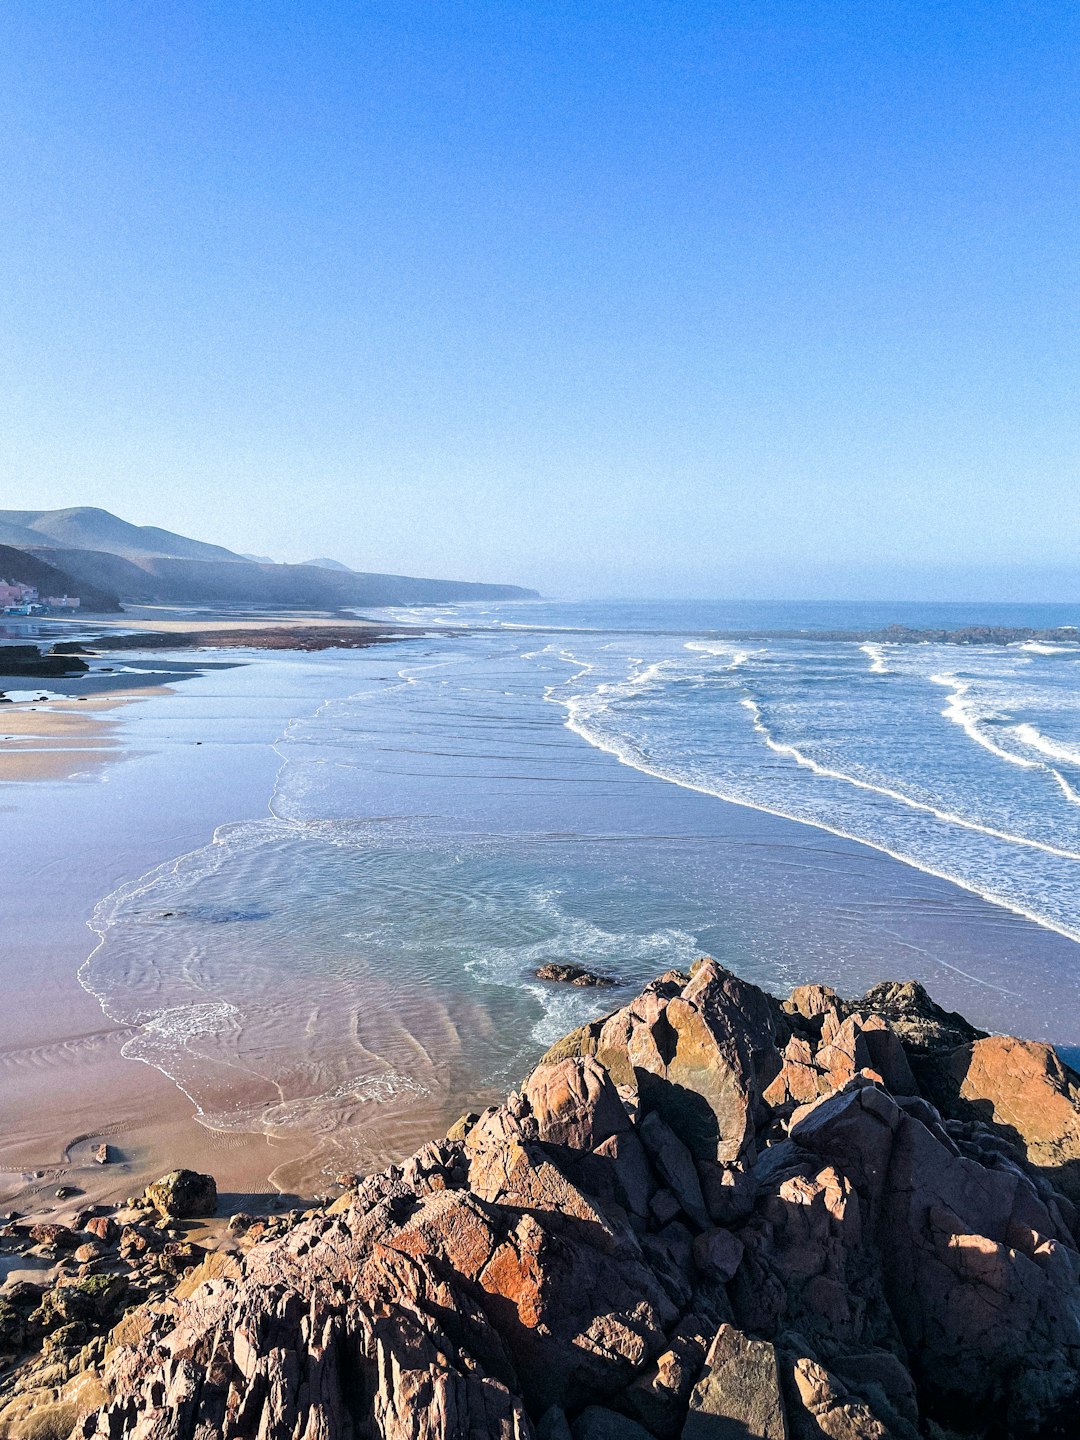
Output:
[1, 2, 1077, 598]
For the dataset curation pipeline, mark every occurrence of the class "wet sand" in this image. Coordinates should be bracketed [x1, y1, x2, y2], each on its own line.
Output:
[5, 624, 1080, 1231]
[0, 689, 167, 782]
[0, 644, 440, 1218]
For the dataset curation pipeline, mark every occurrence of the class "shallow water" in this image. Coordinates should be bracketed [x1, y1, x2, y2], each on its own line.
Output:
[76, 600, 1080, 1186]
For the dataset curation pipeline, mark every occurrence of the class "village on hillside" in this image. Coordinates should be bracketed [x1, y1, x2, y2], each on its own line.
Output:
[0, 578, 81, 615]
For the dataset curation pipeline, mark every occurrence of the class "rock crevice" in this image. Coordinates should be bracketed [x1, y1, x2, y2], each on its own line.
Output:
[6, 961, 1080, 1439]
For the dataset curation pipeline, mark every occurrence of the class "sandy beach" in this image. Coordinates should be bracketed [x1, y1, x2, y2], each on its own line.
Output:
[5, 609, 1080, 1240]
[0, 632, 410, 1221]
[0, 690, 168, 783]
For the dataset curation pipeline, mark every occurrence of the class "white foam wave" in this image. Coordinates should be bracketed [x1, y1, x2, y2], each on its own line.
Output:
[1011, 723, 1080, 768]
[859, 643, 891, 675]
[683, 641, 753, 669]
[929, 674, 1038, 770]
[553, 688, 1080, 949]
[740, 696, 1080, 860]
[554, 652, 1080, 864]
[1020, 642, 1079, 655]
[1051, 770, 1080, 806]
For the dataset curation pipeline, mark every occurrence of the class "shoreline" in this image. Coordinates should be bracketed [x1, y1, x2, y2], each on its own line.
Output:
[2, 959, 1079, 1437]
[0, 613, 423, 780]
[5, 616, 1080, 1234]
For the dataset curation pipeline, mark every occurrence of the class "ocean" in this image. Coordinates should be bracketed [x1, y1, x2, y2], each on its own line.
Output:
[77, 598, 1080, 1186]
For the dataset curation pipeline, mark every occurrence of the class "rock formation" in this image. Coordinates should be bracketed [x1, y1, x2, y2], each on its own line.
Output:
[3, 962, 1080, 1439]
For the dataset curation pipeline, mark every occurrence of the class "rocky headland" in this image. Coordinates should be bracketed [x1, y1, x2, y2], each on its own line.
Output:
[3, 962, 1080, 1439]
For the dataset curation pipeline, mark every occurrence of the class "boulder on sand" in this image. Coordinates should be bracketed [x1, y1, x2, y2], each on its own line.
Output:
[143, 1168, 218, 1220]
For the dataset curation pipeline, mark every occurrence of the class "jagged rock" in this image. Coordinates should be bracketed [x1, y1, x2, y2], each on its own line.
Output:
[691, 1227, 744, 1282]
[789, 1079, 1080, 1434]
[571, 1406, 654, 1439]
[446, 1111, 480, 1142]
[786, 985, 844, 1023]
[157, 1240, 206, 1276]
[144, 1168, 218, 1220]
[26, 1223, 77, 1250]
[535, 963, 618, 987]
[815, 1014, 917, 1098]
[940, 1035, 1080, 1202]
[857, 981, 984, 1054]
[782, 1352, 894, 1439]
[638, 961, 783, 1167]
[524, 1057, 633, 1151]
[683, 1324, 789, 1438]
[83, 1216, 118, 1245]
[764, 1035, 830, 1109]
[619, 1299, 730, 1439]
[639, 1112, 710, 1229]
[21, 961, 1078, 1440]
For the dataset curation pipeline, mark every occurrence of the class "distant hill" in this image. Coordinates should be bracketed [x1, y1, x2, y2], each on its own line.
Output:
[0, 507, 247, 563]
[23, 547, 534, 608]
[0, 544, 121, 612]
[305, 557, 356, 572]
[1, 507, 537, 609]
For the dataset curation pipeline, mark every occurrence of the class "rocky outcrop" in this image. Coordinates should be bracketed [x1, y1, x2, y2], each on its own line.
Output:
[534, 965, 618, 988]
[143, 1171, 217, 1222]
[5, 961, 1080, 1439]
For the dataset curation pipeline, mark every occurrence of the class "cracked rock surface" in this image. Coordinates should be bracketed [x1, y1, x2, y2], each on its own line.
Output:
[6, 961, 1080, 1440]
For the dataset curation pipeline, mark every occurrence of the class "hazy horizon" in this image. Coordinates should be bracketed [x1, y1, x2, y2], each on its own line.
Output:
[3, 4, 1078, 600]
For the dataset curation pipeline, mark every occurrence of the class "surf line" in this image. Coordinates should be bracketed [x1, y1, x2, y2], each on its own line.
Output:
[563, 698, 1080, 951]
[740, 697, 1080, 864]
[859, 642, 892, 675]
[929, 676, 1080, 808]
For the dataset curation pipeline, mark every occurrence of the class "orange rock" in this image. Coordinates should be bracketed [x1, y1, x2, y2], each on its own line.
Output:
[948, 1035, 1080, 1197]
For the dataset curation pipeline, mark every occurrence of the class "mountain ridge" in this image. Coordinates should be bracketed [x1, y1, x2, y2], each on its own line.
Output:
[0, 508, 247, 563]
[0, 508, 538, 608]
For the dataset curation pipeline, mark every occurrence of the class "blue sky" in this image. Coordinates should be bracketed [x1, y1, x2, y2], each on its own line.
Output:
[1, 2, 1078, 597]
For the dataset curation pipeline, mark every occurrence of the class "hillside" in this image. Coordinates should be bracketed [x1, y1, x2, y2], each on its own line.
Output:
[25, 546, 536, 608]
[0, 508, 538, 608]
[0, 508, 246, 563]
[0, 544, 121, 612]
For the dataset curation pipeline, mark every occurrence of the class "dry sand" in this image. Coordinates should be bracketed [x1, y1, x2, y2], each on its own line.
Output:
[44, 610, 398, 637]
[0, 689, 167, 783]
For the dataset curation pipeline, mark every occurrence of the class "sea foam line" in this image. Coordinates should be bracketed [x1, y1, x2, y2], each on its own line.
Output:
[1011, 723, 1080, 769]
[558, 692, 1080, 950]
[740, 697, 1080, 861]
[929, 674, 1038, 770]
[551, 645, 1080, 866]
[553, 688, 1080, 950]
[860, 643, 891, 674]
[928, 675, 1080, 808]
[541, 639, 1080, 952]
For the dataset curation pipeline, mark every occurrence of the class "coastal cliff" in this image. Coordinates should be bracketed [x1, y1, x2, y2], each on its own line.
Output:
[4, 962, 1080, 1439]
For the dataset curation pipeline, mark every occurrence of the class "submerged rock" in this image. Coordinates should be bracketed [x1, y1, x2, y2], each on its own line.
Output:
[9, 963, 1078, 1439]
[535, 962, 619, 987]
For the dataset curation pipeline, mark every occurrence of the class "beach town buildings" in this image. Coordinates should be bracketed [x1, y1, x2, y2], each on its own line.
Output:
[0, 580, 82, 614]
[0, 580, 38, 609]
[0, 581, 83, 614]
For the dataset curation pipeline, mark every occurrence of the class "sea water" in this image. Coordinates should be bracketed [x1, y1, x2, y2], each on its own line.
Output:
[80, 600, 1080, 1181]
